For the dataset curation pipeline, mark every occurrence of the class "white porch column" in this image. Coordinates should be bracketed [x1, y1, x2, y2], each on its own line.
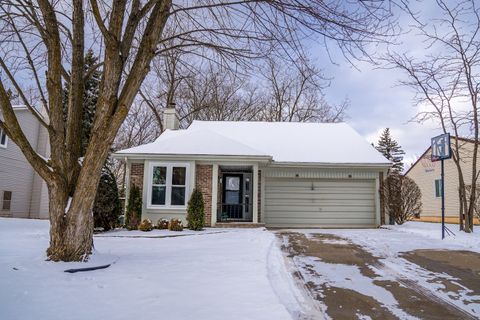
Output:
[252, 164, 259, 223]
[375, 173, 381, 227]
[211, 164, 219, 226]
[124, 158, 131, 215]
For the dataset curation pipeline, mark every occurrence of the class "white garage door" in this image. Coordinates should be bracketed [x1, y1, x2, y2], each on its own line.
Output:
[264, 178, 376, 228]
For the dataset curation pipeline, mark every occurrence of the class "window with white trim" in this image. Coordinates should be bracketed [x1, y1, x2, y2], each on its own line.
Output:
[435, 179, 442, 198]
[148, 163, 189, 207]
[0, 129, 7, 148]
[2, 191, 12, 211]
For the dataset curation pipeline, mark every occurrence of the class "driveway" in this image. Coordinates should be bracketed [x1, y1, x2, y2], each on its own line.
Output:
[278, 227, 480, 319]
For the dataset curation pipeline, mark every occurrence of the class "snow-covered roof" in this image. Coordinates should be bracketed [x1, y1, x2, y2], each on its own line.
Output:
[115, 121, 390, 165]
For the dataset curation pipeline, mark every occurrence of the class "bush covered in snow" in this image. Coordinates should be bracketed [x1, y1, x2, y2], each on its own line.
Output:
[138, 219, 154, 232]
[168, 218, 183, 231]
[383, 174, 422, 225]
[187, 188, 205, 231]
[126, 185, 142, 230]
[156, 219, 169, 230]
[93, 166, 121, 231]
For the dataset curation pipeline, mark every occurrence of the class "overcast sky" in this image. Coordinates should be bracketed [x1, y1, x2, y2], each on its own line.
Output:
[312, 1, 448, 170]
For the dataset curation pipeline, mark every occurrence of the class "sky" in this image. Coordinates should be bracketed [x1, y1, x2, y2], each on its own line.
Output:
[310, 1, 447, 170]
[321, 59, 441, 170]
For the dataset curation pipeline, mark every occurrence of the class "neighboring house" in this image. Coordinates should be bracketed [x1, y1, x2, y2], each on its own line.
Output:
[114, 106, 391, 228]
[406, 137, 480, 224]
[0, 106, 49, 219]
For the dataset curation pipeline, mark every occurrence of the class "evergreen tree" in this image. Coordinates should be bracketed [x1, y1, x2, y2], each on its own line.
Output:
[93, 166, 121, 231]
[81, 49, 101, 156]
[187, 188, 205, 231]
[375, 128, 405, 174]
[126, 185, 142, 230]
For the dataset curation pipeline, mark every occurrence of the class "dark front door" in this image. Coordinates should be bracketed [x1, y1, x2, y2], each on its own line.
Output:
[223, 174, 243, 219]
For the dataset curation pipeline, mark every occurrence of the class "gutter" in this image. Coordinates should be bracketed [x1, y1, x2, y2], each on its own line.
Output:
[112, 152, 273, 163]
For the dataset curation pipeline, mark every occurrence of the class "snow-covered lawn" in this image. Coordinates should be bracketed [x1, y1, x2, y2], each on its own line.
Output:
[280, 221, 480, 319]
[2, 218, 479, 320]
[385, 221, 480, 251]
[0, 218, 309, 320]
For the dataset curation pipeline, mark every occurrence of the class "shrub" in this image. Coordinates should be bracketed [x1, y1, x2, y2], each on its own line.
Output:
[383, 174, 422, 225]
[186, 188, 205, 231]
[156, 219, 169, 230]
[125, 185, 142, 230]
[138, 218, 154, 232]
[93, 166, 121, 231]
[168, 218, 183, 231]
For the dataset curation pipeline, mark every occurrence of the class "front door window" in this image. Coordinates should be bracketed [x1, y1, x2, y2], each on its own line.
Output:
[225, 176, 241, 204]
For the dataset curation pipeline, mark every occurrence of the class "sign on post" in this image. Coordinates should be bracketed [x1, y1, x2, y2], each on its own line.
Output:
[431, 133, 451, 162]
[430, 133, 452, 239]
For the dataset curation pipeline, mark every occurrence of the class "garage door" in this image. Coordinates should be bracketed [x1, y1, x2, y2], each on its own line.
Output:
[264, 178, 376, 228]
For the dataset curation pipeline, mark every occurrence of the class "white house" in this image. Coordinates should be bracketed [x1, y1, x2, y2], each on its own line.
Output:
[114, 106, 391, 228]
[0, 106, 49, 219]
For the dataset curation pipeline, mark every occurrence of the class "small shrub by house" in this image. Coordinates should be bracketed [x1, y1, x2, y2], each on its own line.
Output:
[138, 218, 154, 232]
[156, 219, 169, 230]
[169, 218, 183, 231]
[187, 188, 205, 231]
[126, 185, 142, 230]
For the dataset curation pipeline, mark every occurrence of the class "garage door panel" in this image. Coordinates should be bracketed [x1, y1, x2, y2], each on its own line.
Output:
[265, 217, 376, 226]
[264, 210, 375, 219]
[265, 205, 375, 213]
[264, 199, 375, 206]
[264, 177, 377, 228]
[265, 193, 375, 201]
[266, 180, 375, 188]
[265, 188, 374, 195]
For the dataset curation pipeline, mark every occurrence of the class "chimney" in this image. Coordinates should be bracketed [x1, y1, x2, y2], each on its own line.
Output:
[163, 102, 179, 130]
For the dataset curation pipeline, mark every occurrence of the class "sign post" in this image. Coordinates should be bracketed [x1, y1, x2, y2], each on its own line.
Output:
[431, 133, 452, 239]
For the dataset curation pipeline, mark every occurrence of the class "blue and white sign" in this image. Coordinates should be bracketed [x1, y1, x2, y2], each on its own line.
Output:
[431, 133, 451, 162]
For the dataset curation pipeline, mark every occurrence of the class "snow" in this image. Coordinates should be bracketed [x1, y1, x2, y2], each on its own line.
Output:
[296, 256, 413, 320]
[116, 128, 270, 159]
[384, 221, 480, 252]
[115, 121, 391, 165]
[288, 222, 480, 318]
[0, 218, 308, 320]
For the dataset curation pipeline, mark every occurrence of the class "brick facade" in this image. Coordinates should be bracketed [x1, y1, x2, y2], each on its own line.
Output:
[130, 163, 144, 193]
[195, 164, 213, 226]
[258, 170, 262, 223]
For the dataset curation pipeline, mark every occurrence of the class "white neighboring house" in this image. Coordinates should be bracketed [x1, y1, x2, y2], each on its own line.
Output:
[0, 105, 49, 219]
[114, 106, 391, 228]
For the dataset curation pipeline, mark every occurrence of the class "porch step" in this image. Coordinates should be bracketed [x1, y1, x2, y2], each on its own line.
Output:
[214, 222, 265, 228]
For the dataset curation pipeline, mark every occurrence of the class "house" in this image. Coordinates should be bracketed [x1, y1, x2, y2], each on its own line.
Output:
[113, 106, 391, 228]
[0, 106, 49, 219]
[406, 137, 480, 224]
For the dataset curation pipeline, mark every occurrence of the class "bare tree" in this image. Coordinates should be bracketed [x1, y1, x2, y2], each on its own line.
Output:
[0, 0, 398, 261]
[112, 101, 160, 193]
[386, 0, 480, 232]
[258, 57, 348, 122]
[383, 174, 422, 225]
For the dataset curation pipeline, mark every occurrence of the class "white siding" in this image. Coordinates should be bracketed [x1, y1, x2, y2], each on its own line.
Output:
[0, 108, 49, 219]
[406, 140, 480, 219]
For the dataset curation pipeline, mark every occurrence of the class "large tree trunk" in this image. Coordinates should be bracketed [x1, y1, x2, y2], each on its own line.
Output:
[47, 181, 94, 262]
[46, 131, 113, 261]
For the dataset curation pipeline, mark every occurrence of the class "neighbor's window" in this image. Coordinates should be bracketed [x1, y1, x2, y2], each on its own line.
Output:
[2, 191, 12, 211]
[435, 179, 442, 198]
[149, 163, 189, 207]
[0, 129, 7, 148]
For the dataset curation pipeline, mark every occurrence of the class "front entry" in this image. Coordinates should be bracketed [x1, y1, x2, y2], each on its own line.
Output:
[219, 170, 253, 221]
[223, 174, 243, 219]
